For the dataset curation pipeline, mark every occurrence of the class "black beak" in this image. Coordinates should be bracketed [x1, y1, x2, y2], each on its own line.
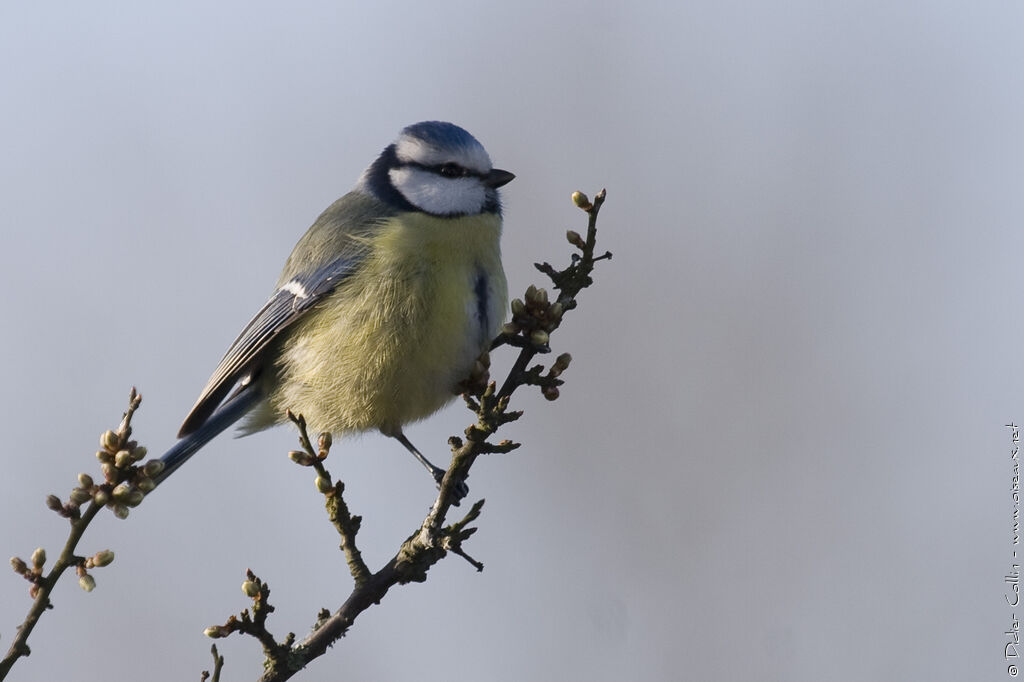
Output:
[483, 168, 515, 188]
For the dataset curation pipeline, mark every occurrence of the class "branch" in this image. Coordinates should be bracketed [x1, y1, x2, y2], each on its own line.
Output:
[204, 189, 611, 680]
[286, 412, 370, 586]
[1, 388, 167, 680]
[199, 645, 225, 682]
[2, 188, 610, 681]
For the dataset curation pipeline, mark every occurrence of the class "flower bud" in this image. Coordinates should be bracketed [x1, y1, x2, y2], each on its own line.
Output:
[100, 430, 119, 453]
[566, 229, 586, 249]
[289, 450, 314, 466]
[241, 580, 260, 598]
[114, 450, 133, 469]
[142, 459, 166, 477]
[572, 191, 592, 210]
[78, 473, 94, 489]
[95, 450, 113, 464]
[91, 550, 115, 567]
[315, 476, 333, 494]
[31, 548, 45, 569]
[79, 574, 96, 592]
[69, 488, 92, 505]
[204, 626, 228, 639]
[112, 483, 131, 501]
[46, 495, 63, 512]
[112, 504, 130, 520]
[10, 556, 28, 575]
[136, 477, 156, 493]
[510, 298, 525, 317]
[93, 489, 109, 506]
[132, 446, 147, 460]
[530, 330, 550, 347]
[125, 489, 145, 507]
[542, 386, 560, 401]
[101, 462, 117, 482]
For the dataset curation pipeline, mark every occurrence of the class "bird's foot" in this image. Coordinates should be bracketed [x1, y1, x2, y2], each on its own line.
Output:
[431, 466, 468, 507]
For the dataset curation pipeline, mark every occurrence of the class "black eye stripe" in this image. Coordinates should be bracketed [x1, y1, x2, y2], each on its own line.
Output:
[404, 161, 483, 179]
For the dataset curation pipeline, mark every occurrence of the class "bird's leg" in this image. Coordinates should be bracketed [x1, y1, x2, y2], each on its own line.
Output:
[392, 431, 468, 505]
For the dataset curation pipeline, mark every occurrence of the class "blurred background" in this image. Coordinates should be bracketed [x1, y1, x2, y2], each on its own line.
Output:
[1, 1, 1021, 680]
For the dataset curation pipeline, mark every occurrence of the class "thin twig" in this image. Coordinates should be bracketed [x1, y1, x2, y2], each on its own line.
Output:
[287, 412, 370, 586]
[1, 388, 163, 680]
[246, 190, 610, 681]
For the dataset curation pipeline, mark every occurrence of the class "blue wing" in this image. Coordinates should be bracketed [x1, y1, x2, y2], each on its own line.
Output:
[177, 256, 358, 437]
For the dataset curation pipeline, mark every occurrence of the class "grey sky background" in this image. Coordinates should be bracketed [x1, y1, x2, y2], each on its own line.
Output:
[1, 2, 1021, 680]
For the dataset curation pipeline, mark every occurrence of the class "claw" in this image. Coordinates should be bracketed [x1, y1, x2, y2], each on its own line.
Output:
[431, 466, 467, 507]
[449, 479, 469, 507]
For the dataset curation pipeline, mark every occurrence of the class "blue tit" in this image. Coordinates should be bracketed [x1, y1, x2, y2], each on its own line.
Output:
[157, 121, 513, 493]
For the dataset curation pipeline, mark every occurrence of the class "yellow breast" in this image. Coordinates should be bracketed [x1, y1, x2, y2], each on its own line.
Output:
[259, 211, 507, 436]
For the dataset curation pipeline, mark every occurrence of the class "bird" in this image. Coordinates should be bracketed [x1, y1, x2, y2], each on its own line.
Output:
[155, 121, 513, 497]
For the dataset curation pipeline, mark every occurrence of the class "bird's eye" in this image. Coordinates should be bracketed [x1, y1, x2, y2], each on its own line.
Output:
[438, 163, 464, 178]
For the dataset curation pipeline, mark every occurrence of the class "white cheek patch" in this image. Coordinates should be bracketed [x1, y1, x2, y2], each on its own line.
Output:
[389, 167, 486, 215]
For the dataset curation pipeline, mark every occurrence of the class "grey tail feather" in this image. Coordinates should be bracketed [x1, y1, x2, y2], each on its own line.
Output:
[154, 385, 262, 486]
